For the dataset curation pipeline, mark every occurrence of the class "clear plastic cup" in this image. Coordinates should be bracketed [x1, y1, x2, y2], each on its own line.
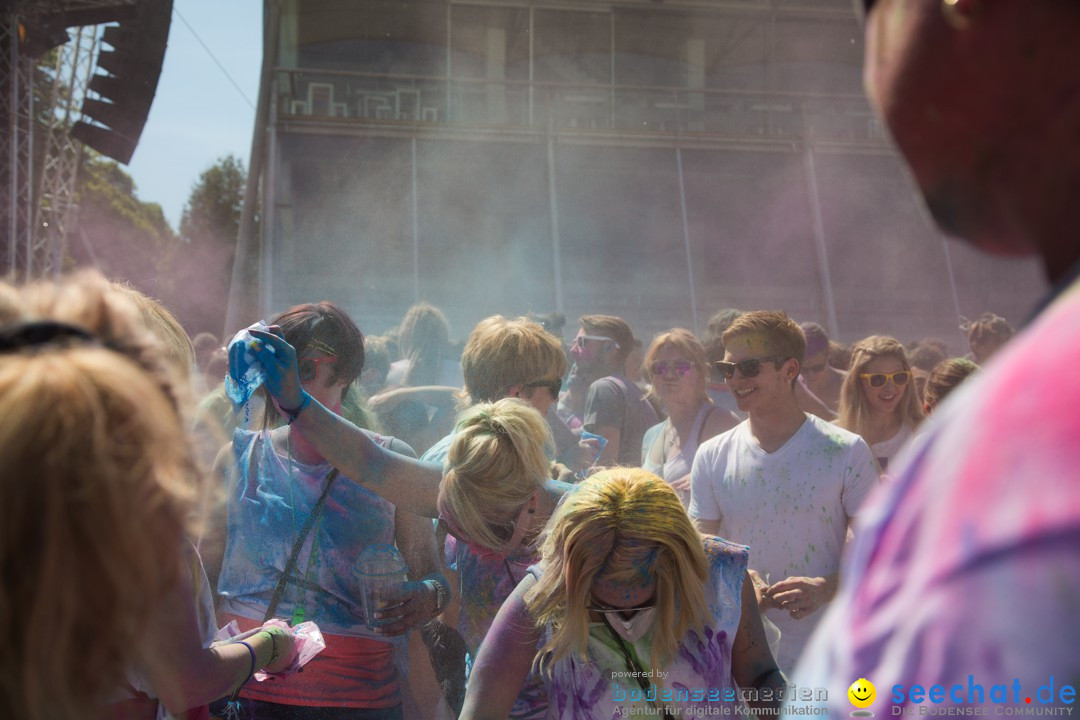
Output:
[354, 544, 407, 630]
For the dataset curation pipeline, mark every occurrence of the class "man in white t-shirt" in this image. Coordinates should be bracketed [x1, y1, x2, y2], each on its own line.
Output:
[689, 310, 878, 673]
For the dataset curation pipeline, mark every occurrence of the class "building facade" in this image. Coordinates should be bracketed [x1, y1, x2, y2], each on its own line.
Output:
[235, 0, 1044, 347]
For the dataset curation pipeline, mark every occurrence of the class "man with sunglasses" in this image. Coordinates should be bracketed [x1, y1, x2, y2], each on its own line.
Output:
[790, 0, 1080, 711]
[573, 314, 659, 468]
[688, 311, 878, 675]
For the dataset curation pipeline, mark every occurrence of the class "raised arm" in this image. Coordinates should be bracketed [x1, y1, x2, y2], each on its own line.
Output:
[460, 574, 543, 720]
[248, 328, 443, 517]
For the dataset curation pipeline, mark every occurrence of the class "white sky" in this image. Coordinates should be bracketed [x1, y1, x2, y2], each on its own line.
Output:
[125, 0, 261, 230]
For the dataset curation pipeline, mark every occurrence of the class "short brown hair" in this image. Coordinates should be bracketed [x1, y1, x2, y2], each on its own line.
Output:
[579, 314, 634, 365]
[721, 310, 806, 365]
[461, 316, 567, 404]
[923, 357, 979, 411]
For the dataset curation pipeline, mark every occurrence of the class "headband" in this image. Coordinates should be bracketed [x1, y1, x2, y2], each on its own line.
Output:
[0, 321, 99, 353]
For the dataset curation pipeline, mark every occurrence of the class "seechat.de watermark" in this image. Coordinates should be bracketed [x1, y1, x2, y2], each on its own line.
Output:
[888, 677, 1076, 716]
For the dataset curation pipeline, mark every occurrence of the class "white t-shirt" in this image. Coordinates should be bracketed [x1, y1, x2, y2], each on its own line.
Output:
[870, 421, 916, 472]
[688, 414, 879, 673]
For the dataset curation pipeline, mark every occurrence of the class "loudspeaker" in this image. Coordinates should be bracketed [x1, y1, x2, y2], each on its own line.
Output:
[72, 0, 173, 164]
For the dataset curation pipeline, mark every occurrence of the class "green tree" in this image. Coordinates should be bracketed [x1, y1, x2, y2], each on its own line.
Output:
[74, 151, 180, 292]
[165, 155, 248, 336]
[180, 154, 246, 248]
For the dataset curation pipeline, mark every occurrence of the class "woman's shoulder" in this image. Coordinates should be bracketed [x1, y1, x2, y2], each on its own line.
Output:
[702, 535, 750, 573]
[230, 426, 264, 456]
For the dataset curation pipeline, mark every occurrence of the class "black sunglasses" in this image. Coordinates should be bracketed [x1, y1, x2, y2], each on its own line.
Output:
[437, 514, 516, 547]
[714, 356, 788, 380]
[524, 378, 563, 398]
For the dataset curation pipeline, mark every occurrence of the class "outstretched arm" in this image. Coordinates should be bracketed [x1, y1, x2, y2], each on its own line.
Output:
[136, 552, 296, 714]
[248, 328, 443, 518]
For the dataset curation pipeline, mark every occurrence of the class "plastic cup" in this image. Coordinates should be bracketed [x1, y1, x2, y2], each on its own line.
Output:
[354, 544, 407, 630]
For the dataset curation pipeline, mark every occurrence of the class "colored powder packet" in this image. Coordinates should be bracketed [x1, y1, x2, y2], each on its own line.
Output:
[213, 618, 327, 680]
[224, 321, 275, 412]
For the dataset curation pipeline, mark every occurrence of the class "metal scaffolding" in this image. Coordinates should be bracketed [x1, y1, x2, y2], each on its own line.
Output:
[1, 13, 36, 282]
[33, 25, 100, 279]
[2, 0, 130, 282]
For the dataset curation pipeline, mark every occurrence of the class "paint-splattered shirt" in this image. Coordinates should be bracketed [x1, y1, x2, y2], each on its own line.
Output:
[688, 414, 878, 673]
[791, 282, 1080, 715]
[217, 428, 412, 708]
[540, 536, 748, 719]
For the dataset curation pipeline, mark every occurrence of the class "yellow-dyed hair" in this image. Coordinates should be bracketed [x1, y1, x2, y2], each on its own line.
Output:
[526, 468, 709, 677]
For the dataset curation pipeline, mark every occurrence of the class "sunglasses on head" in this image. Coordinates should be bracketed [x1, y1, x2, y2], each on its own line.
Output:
[714, 356, 788, 380]
[859, 370, 910, 388]
[650, 360, 693, 377]
[298, 355, 337, 383]
[524, 377, 563, 398]
[802, 362, 827, 375]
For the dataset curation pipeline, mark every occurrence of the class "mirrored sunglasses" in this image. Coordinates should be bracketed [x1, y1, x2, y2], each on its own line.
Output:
[859, 370, 910, 388]
[650, 360, 693, 377]
[714, 355, 788, 380]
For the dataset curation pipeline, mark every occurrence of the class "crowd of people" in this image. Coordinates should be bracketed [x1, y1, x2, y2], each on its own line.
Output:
[4, 0, 1080, 717]
[0, 268, 1000, 720]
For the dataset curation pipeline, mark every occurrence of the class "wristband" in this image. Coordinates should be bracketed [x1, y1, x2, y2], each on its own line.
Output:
[424, 577, 449, 615]
[280, 391, 311, 424]
[751, 666, 782, 689]
[237, 640, 257, 685]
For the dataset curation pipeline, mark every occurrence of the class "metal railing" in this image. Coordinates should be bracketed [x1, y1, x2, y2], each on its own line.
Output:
[273, 67, 886, 144]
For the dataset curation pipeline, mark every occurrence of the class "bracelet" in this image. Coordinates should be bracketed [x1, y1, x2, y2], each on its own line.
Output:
[260, 629, 279, 667]
[751, 666, 782, 690]
[237, 640, 257, 685]
[423, 577, 449, 615]
[280, 391, 311, 424]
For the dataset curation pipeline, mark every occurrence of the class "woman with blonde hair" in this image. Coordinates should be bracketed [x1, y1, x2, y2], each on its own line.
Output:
[837, 335, 923, 471]
[460, 469, 783, 720]
[436, 398, 573, 719]
[641, 329, 738, 506]
[0, 296, 294, 719]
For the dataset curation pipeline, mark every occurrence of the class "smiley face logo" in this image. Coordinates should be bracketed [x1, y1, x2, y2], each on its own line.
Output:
[848, 678, 876, 709]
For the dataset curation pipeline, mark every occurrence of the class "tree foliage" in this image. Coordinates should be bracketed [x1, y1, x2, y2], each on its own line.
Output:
[180, 154, 245, 247]
[74, 151, 179, 291]
[167, 155, 249, 336]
